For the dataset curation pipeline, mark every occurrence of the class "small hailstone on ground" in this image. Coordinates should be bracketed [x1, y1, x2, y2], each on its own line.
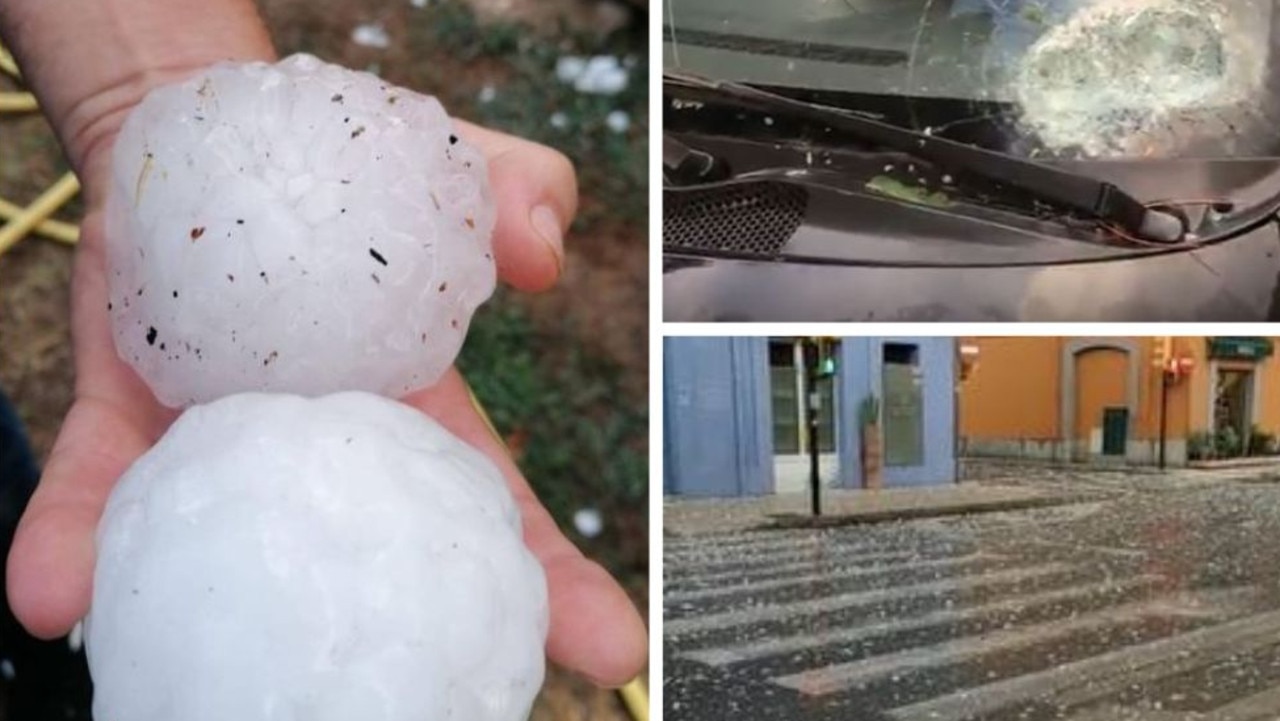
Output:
[555, 55, 629, 95]
[87, 392, 548, 721]
[573, 507, 604, 538]
[351, 23, 391, 49]
[105, 54, 496, 407]
[605, 110, 630, 134]
[554, 56, 588, 85]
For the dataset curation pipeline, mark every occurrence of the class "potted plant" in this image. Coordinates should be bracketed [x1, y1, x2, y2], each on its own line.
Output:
[1187, 430, 1215, 461]
[859, 394, 883, 490]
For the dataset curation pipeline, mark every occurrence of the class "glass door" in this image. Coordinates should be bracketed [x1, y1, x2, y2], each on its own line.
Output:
[883, 343, 924, 467]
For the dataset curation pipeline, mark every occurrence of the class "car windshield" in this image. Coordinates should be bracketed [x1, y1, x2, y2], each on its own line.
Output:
[664, 0, 1280, 159]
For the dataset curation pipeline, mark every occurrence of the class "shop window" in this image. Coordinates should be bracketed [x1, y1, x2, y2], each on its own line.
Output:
[883, 342, 924, 467]
[769, 340, 801, 455]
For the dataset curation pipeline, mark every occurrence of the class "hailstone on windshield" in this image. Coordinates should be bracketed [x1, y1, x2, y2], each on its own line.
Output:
[105, 54, 497, 407]
[86, 392, 548, 721]
[1013, 0, 1268, 158]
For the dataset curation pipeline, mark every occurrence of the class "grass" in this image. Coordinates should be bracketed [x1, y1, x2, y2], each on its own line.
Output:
[406, 2, 650, 577]
[459, 291, 648, 575]
[405, 0, 649, 225]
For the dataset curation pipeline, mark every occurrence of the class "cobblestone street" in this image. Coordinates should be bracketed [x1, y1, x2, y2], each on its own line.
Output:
[665, 463, 1280, 720]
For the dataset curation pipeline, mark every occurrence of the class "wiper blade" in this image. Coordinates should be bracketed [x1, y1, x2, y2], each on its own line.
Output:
[664, 70, 1184, 242]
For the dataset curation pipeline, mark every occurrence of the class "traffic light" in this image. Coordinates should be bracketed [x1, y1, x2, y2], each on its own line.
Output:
[1153, 336, 1172, 372]
[1154, 337, 1194, 383]
[814, 337, 838, 379]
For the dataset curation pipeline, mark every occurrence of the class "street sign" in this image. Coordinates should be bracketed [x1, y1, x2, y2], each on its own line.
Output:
[1208, 337, 1273, 361]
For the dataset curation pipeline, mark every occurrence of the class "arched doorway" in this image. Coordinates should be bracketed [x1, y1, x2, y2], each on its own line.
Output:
[1061, 339, 1140, 462]
[1074, 349, 1129, 458]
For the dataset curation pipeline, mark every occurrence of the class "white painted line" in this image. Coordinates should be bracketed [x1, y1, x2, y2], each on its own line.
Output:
[774, 596, 1209, 696]
[888, 607, 1280, 721]
[1210, 683, 1280, 721]
[665, 562, 1075, 638]
[682, 574, 1164, 667]
[665, 536, 938, 566]
[666, 552, 995, 605]
[665, 530, 835, 552]
[665, 549, 924, 593]
[666, 541, 977, 577]
[1063, 705, 1185, 721]
[663, 527, 957, 555]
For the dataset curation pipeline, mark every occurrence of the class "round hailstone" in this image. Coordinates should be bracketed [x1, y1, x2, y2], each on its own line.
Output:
[86, 392, 548, 721]
[105, 54, 497, 407]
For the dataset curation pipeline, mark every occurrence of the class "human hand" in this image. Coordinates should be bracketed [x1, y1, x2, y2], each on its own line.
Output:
[5, 98, 648, 688]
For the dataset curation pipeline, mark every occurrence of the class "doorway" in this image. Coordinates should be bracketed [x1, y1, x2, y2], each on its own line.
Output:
[1214, 368, 1255, 454]
[768, 338, 839, 493]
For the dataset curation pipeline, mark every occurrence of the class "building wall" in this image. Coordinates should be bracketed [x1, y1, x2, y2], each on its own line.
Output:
[665, 336, 957, 497]
[774, 454, 839, 495]
[1073, 347, 1127, 442]
[958, 337, 1061, 442]
[836, 337, 958, 488]
[663, 337, 773, 497]
[1260, 359, 1280, 432]
[959, 336, 1280, 466]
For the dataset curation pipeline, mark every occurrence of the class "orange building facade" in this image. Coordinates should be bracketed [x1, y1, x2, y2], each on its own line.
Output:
[959, 337, 1280, 466]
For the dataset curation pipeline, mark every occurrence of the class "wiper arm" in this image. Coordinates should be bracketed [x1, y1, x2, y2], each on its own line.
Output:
[664, 134, 728, 185]
[664, 70, 1185, 242]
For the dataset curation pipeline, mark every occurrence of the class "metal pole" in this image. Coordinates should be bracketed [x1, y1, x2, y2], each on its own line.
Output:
[1159, 370, 1170, 470]
[805, 339, 822, 517]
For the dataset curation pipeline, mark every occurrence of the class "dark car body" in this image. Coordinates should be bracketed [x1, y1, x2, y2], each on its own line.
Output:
[663, 0, 1280, 321]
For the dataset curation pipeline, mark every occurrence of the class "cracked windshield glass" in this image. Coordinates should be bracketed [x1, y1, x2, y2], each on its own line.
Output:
[664, 0, 1280, 159]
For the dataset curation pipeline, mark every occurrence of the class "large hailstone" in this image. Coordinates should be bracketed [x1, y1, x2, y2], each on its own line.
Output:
[86, 392, 548, 721]
[1012, 0, 1266, 158]
[105, 54, 497, 407]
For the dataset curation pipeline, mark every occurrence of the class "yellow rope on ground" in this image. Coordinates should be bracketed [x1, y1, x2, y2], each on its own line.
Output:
[0, 196, 79, 244]
[0, 41, 82, 255]
[0, 44, 19, 79]
[619, 678, 649, 721]
[0, 91, 36, 112]
[0, 172, 80, 256]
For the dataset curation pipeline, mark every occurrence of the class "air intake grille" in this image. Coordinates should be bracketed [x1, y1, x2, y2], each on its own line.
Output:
[664, 182, 808, 258]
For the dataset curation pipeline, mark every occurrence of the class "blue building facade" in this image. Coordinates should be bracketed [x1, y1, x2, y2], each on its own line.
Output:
[664, 337, 958, 497]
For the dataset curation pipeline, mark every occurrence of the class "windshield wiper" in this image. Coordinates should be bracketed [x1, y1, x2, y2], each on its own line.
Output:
[665, 70, 1185, 243]
[664, 134, 729, 185]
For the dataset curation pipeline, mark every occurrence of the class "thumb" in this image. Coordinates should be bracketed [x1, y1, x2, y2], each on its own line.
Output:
[458, 120, 578, 293]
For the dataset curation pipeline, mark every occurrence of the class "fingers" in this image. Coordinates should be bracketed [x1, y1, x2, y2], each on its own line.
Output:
[456, 120, 578, 293]
[7, 398, 156, 638]
[541, 549, 650, 687]
[403, 369, 648, 686]
[7, 216, 175, 638]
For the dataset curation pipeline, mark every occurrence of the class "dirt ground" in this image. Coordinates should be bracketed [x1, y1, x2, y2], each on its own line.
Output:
[0, 0, 648, 717]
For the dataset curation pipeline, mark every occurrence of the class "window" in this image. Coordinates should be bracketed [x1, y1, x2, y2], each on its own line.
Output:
[769, 339, 837, 455]
[883, 342, 924, 466]
[769, 340, 801, 455]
